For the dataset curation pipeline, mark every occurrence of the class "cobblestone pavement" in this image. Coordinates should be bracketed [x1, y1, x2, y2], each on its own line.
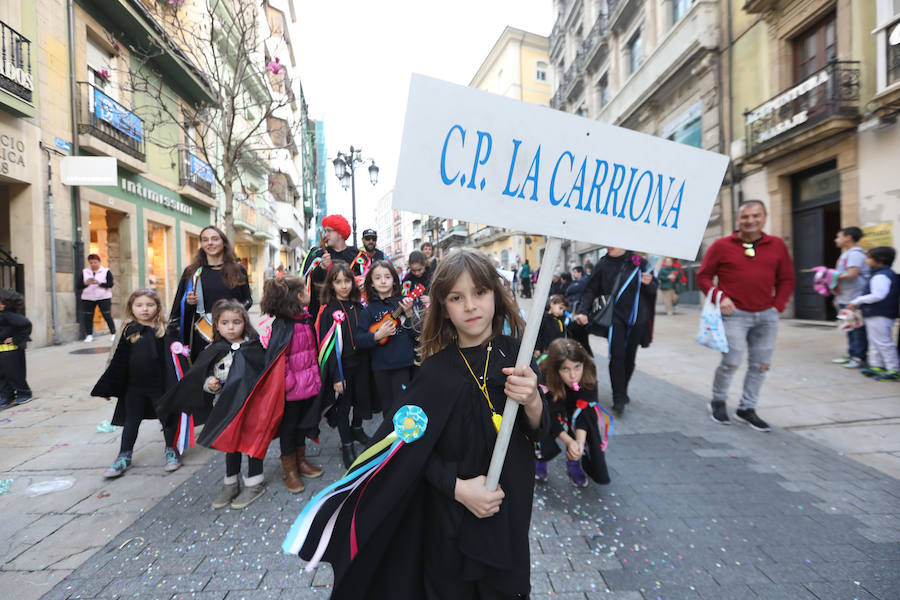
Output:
[39, 355, 900, 600]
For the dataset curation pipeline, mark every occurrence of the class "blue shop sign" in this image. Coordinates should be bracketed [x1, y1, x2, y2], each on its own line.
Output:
[189, 152, 214, 185]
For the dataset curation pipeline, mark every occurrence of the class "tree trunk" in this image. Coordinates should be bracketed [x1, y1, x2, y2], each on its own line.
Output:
[222, 168, 235, 243]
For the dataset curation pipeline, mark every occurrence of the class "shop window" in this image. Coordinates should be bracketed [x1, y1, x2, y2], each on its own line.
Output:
[147, 223, 169, 305]
[626, 30, 643, 76]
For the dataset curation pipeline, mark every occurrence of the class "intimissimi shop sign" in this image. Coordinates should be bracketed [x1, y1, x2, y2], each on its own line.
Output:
[115, 170, 194, 216]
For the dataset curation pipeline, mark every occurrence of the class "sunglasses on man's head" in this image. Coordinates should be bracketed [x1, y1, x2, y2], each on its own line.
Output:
[363, 236, 377, 241]
[742, 242, 756, 258]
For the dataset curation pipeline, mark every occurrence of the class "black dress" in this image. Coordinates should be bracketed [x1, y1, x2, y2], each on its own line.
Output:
[535, 386, 611, 484]
[168, 264, 252, 362]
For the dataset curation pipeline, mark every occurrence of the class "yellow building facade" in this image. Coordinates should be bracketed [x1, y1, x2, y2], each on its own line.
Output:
[467, 26, 552, 271]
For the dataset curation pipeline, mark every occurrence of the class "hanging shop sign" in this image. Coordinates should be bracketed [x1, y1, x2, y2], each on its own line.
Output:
[394, 74, 728, 259]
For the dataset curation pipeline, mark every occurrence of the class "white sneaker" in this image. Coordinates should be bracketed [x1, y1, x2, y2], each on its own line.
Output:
[110, 334, 116, 342]
[843, 358, 865, 369]
[84, 335, 94, 343]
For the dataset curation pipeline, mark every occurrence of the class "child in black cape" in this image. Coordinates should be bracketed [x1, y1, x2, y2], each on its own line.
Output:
[0, 289, 33, 407]
[157, 299, 269, 509]
[283, 248, 549, 599]
[534, 294, 569, 358]
[92, 289, 180, 477]
[316, 261, 372, 468]
[535, 338, 611, 487]
[356, 260, 418, 418]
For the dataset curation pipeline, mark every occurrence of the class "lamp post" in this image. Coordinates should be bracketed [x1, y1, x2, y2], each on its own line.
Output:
[332, 146, 379, 247]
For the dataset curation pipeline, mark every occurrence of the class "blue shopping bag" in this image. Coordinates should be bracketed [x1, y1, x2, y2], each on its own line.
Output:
[696, 289, 729, 353]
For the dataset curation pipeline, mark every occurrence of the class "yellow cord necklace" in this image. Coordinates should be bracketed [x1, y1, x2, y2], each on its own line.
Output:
[458, 344, 502, 433]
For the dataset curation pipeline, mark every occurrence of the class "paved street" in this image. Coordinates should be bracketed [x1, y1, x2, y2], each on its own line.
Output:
[1, 306, 898, 599]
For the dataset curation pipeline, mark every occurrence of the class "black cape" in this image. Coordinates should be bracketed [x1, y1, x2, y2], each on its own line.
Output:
[156, 338, 267, 440]
[535, 386, 610, 484]
[293, 336, 549, 598]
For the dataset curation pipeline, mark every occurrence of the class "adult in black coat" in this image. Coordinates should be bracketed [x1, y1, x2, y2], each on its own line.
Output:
[574, 248, 658, 413]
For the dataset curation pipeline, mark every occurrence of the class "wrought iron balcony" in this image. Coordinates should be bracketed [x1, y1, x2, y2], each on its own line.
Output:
[549, 18, 565, 62]
[178, 149, 214, 197]
[563, 50, 585, 100]
[0, 21, 33, 103]
[744, 61, 861, 156]
[582, 14, 610, 71]
[77, 81, 145, 161]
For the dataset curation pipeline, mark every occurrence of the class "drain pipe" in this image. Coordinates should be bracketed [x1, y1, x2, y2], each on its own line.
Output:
[67, 0, 84, 336]
[40, 142, 65, 345]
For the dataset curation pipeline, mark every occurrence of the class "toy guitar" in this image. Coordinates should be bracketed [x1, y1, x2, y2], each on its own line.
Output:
[369, 284, 425, 345]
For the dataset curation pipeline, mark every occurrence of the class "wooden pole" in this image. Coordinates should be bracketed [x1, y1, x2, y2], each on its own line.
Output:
[485, 236, 562, 491]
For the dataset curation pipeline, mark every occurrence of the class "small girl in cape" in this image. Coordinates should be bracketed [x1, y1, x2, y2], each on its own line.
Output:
[92, 289, 180, 478]
[317, 261, 372, 468]
[536, 338, 611, 487]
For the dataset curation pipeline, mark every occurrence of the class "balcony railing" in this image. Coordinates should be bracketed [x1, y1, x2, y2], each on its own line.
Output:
[179, 149, 214, 197]
[77, 81, 145, 161]
[582, 13, 610, 70]
[0, 21, 33, 103]
[549, 18, 565, 62]
[563, 50, 585, 100]
[745, 61, 860, 155]
[234, 199, 258, 231]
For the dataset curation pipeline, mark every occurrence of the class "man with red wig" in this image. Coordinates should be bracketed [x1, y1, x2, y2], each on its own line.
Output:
[300, 214, 359, 316]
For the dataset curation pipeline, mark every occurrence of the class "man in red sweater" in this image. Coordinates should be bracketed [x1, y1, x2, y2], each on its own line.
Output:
[697, 201, 796, 432]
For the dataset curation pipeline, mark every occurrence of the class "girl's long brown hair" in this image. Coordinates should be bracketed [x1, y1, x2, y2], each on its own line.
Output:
[539, 338, 597, 402]
[364, 261, 401, 302]
[418, 248, 524, 361]
[320, 261, 361, 305]
[210, 299, 259, 343]
[125, 289, 167, 342]
[182, 226, 246, 288]
[261, 276, 308, 319]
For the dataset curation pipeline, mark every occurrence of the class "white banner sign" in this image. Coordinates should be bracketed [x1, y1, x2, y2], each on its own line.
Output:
[394, 74, 729, 259]
[60, 156, 117, 186]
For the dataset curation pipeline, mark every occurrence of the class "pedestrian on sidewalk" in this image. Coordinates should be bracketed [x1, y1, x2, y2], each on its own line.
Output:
[0, 289, 32, 407]
[535, 338, 611, 487]
[520, 259, 532, 298]
[259, 277, 324, 493]
[849, 246, 899, 382]
[92, 289, 181, 478]
[317, 262, 372, 469]
[78, 253, 116, 343]
[697, 200, 796, 432]
[658, 257, 684, 315]
[356, 262, 417, 418]
[283, 248, 548, 599]
[574, 248, 658, 414]
[158, 299, 269, 509]
[168, 226, 252, 363]
[832, 227, 870, 368]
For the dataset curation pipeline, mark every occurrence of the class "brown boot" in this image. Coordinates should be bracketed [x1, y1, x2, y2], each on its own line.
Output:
[280, 454, 305, 493]
[296, 445, 323, 479]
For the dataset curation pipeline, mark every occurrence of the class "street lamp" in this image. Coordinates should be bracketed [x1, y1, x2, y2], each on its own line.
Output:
[332, 145, 379, 247]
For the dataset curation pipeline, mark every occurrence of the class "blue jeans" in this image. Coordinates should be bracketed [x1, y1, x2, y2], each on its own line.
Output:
[837, 303, 868, 360]
[712, 308, 780, 410]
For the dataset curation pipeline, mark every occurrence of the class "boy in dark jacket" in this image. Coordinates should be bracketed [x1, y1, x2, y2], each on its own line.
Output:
[535, 294, 569, 358]
[0, 289, 33, 406]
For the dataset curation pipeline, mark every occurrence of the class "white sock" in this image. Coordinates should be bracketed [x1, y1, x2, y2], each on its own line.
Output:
[243, 473, 264, 487]
[223, 474, 238, 485]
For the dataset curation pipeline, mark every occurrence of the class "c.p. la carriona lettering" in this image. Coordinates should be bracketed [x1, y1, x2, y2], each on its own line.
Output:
[439, 124, 685, 230]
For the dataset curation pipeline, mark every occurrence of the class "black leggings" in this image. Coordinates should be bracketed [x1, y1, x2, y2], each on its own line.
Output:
[279, 398, 314, 456]
[608, 322, 643, 404]
[83, 298, 115, 335]
[335, 373, 364, 444]
[0, 348, 30, 397]
[373, 366, 415, 419]
[225, 452, 263, 478]
[119, 388, 176, 453]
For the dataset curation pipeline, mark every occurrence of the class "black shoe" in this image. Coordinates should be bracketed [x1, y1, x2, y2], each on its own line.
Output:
[734, 408, 771, 432]
[623, 395, 631, 405]
[351, 426, 372, 446]
[708, 401, 730, 425]
[612, 403, 624, 416]
[341, 443, 358, 469]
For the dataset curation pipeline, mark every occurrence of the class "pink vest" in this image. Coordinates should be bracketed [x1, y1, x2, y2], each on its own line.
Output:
[81, 266, 112, 301]
[284, 320, 322, 401]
